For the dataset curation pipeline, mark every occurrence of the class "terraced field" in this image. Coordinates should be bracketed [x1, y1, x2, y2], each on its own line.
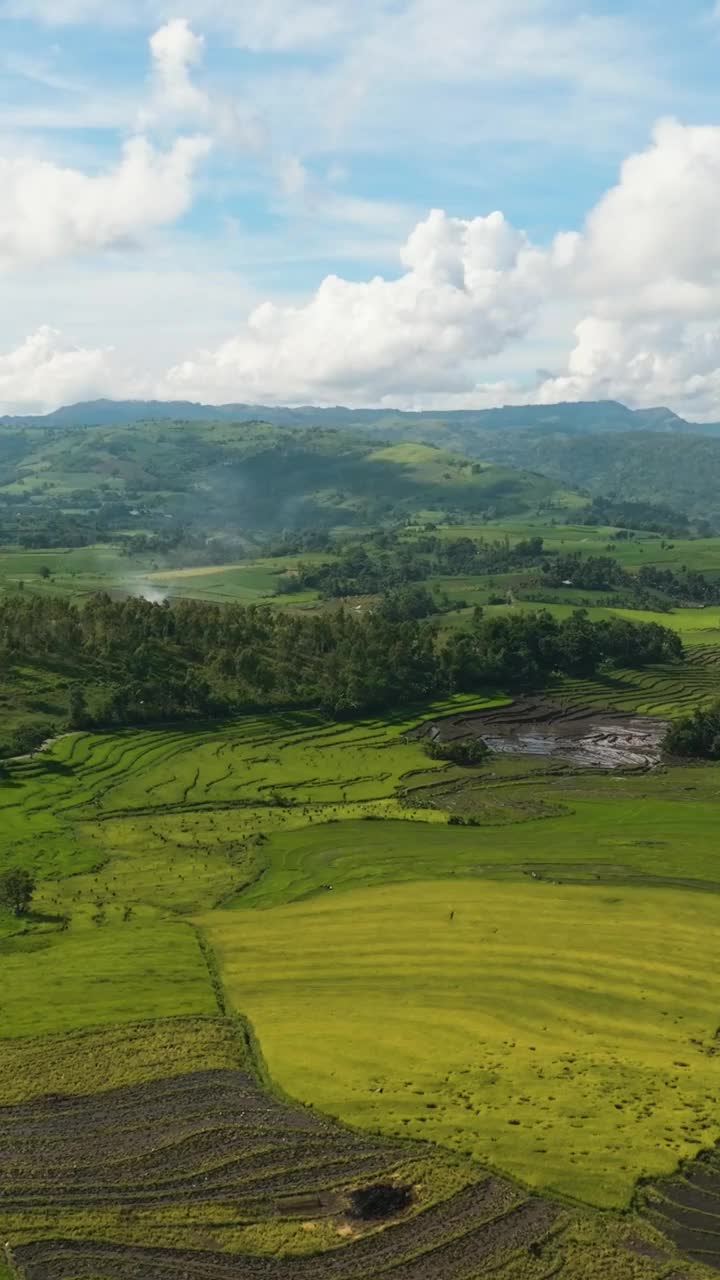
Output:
[552, 646, 720, 716]
[639, 1144, 720, 1272]
[0, 1020, 699, 1280]
[206, 879, 720, 1208]
[2, 673, 720, 1277]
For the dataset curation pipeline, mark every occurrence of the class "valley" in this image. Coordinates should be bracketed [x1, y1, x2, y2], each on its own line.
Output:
[2, 409, 720, 1279]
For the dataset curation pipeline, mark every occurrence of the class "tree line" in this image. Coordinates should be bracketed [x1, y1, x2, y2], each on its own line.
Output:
[0, 594, 684, 750]
[279, 534, 546, 599]
[543, 554, 720, 607]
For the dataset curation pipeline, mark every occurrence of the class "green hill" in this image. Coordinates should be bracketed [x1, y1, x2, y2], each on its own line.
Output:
[456, 429, 720, 523]
[0, 420, 571, 535]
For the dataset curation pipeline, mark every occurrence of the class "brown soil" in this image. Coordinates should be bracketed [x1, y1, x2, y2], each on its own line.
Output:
[410, 699, 668, 769]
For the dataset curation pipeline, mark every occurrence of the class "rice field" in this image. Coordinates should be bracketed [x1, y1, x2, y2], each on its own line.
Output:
[205, 878, 720, 1208]
[551, 645, 720, 715]
[2, 675, 720, 1276]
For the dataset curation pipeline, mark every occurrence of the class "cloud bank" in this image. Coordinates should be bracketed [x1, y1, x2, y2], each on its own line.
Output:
[2, 10, 720, 419]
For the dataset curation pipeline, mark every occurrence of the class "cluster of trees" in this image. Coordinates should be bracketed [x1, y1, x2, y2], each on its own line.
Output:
[580, 496, 693, 537]
[0, 595, 684, 733]
[0, 867, 35, 916]
[119, 528, 250, 566]
[441, 608, 683, 689]
[664, 703, 720, 759]
[280, 534, 546, 600]
[544, 553, 720, 606]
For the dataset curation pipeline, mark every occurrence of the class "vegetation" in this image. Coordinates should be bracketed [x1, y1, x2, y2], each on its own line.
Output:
[206, 878, 720, 1208]
[664, 700, 720, 759]
[0, 420, 562, 543]
[0, 866, 35, 915]
[4, 409, 720, 1278]
[424, 735, 490, 766]
[1, 686, 719, 1275]
[457, 428, 720, 524]
[0, 593, 682, 743]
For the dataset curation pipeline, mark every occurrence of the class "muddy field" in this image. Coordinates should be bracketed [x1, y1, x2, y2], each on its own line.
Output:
[412, 699, 668, 769]
[4, 1067, 564, 1280]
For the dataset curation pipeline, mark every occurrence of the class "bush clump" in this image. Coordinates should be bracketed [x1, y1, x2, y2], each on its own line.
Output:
[425, 735, 490, 767]
[664, 702, 720, 759]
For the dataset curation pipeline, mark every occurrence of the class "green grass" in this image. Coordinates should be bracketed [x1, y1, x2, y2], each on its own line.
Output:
[0, 917, 216, 1039]
[205, 878, 720, 1209]
[0, 545, 138, 601]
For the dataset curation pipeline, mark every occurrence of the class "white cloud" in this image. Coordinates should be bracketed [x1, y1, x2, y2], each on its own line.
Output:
[568, 118, 720, 316]
[529, 119, 720, 418]
[0, 327, 132, 414]
[159, 207, 548, 404]
[151, 117, 720, 418]
[144, 18, 208, 123]
[0, 134, 211, 268]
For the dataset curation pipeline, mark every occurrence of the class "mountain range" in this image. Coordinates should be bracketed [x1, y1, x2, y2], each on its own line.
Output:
[1, 397, 716, 435]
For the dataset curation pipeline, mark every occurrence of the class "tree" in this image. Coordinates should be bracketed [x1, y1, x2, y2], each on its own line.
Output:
[664, 703, 720, 759]
[0, 867, 35, 916]
[68, 685, 88, 729]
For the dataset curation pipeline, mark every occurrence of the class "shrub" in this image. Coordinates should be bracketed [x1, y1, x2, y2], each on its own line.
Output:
[426, 735, 490, 767]
[663, 702, 720, 759]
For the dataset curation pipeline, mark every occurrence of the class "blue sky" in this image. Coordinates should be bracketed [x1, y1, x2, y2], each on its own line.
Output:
[2, 0, 720, 415]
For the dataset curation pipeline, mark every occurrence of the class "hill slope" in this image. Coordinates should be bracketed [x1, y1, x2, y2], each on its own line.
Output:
[461, 429, 720, 523]
[0, 421, 567, 533]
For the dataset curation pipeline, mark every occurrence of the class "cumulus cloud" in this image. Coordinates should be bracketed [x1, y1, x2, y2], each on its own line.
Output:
[149, 116, 720, 418]
[566, 118, 720, 316]
[144, 18, 208, 123]
[0, 327, 133, 414]
[0, 134, 211, 268]
[528, 119, 720, 417]
[5, 48, 720, 420]
[159, 208, 549, 404]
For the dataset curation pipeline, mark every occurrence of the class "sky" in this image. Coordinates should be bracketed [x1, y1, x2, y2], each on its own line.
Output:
[3, 1, 720, 417]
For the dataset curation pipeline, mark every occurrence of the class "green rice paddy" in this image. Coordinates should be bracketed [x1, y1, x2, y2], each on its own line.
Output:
[3, 636, 720, 1273]
[205, 879, 720, 1208]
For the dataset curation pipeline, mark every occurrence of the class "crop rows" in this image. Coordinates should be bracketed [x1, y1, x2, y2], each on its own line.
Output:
[639, 1142, 720, 1271]
[552, 647, 720, 717]
[3, 1066, 564, 1280]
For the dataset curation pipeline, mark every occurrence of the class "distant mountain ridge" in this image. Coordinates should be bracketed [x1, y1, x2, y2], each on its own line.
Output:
[0, 397, 715, 434]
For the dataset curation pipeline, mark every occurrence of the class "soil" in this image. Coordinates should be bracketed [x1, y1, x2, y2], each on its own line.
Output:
[5, 1069, 561, 1280]
[411, 699, 668, 770]
[637, 1143, 720, 1271]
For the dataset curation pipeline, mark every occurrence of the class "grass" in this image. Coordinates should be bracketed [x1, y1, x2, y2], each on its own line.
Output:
[204, 878, 720, 1209]
[0, 545, 326, 607]
[0, 917, 217, 1039]
[229, 763, 720, 910]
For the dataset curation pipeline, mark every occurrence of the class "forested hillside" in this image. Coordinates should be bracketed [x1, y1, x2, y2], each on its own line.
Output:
[0, 396, 697, 434]
[0, 421, 567, 542]
[462, 430, 720, 522]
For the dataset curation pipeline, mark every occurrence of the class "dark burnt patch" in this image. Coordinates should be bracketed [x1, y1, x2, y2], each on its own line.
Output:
[349, 1182, 413, 1219]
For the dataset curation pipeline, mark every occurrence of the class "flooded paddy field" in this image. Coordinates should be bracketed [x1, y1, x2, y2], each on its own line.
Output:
[412, 698, 668, 769]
